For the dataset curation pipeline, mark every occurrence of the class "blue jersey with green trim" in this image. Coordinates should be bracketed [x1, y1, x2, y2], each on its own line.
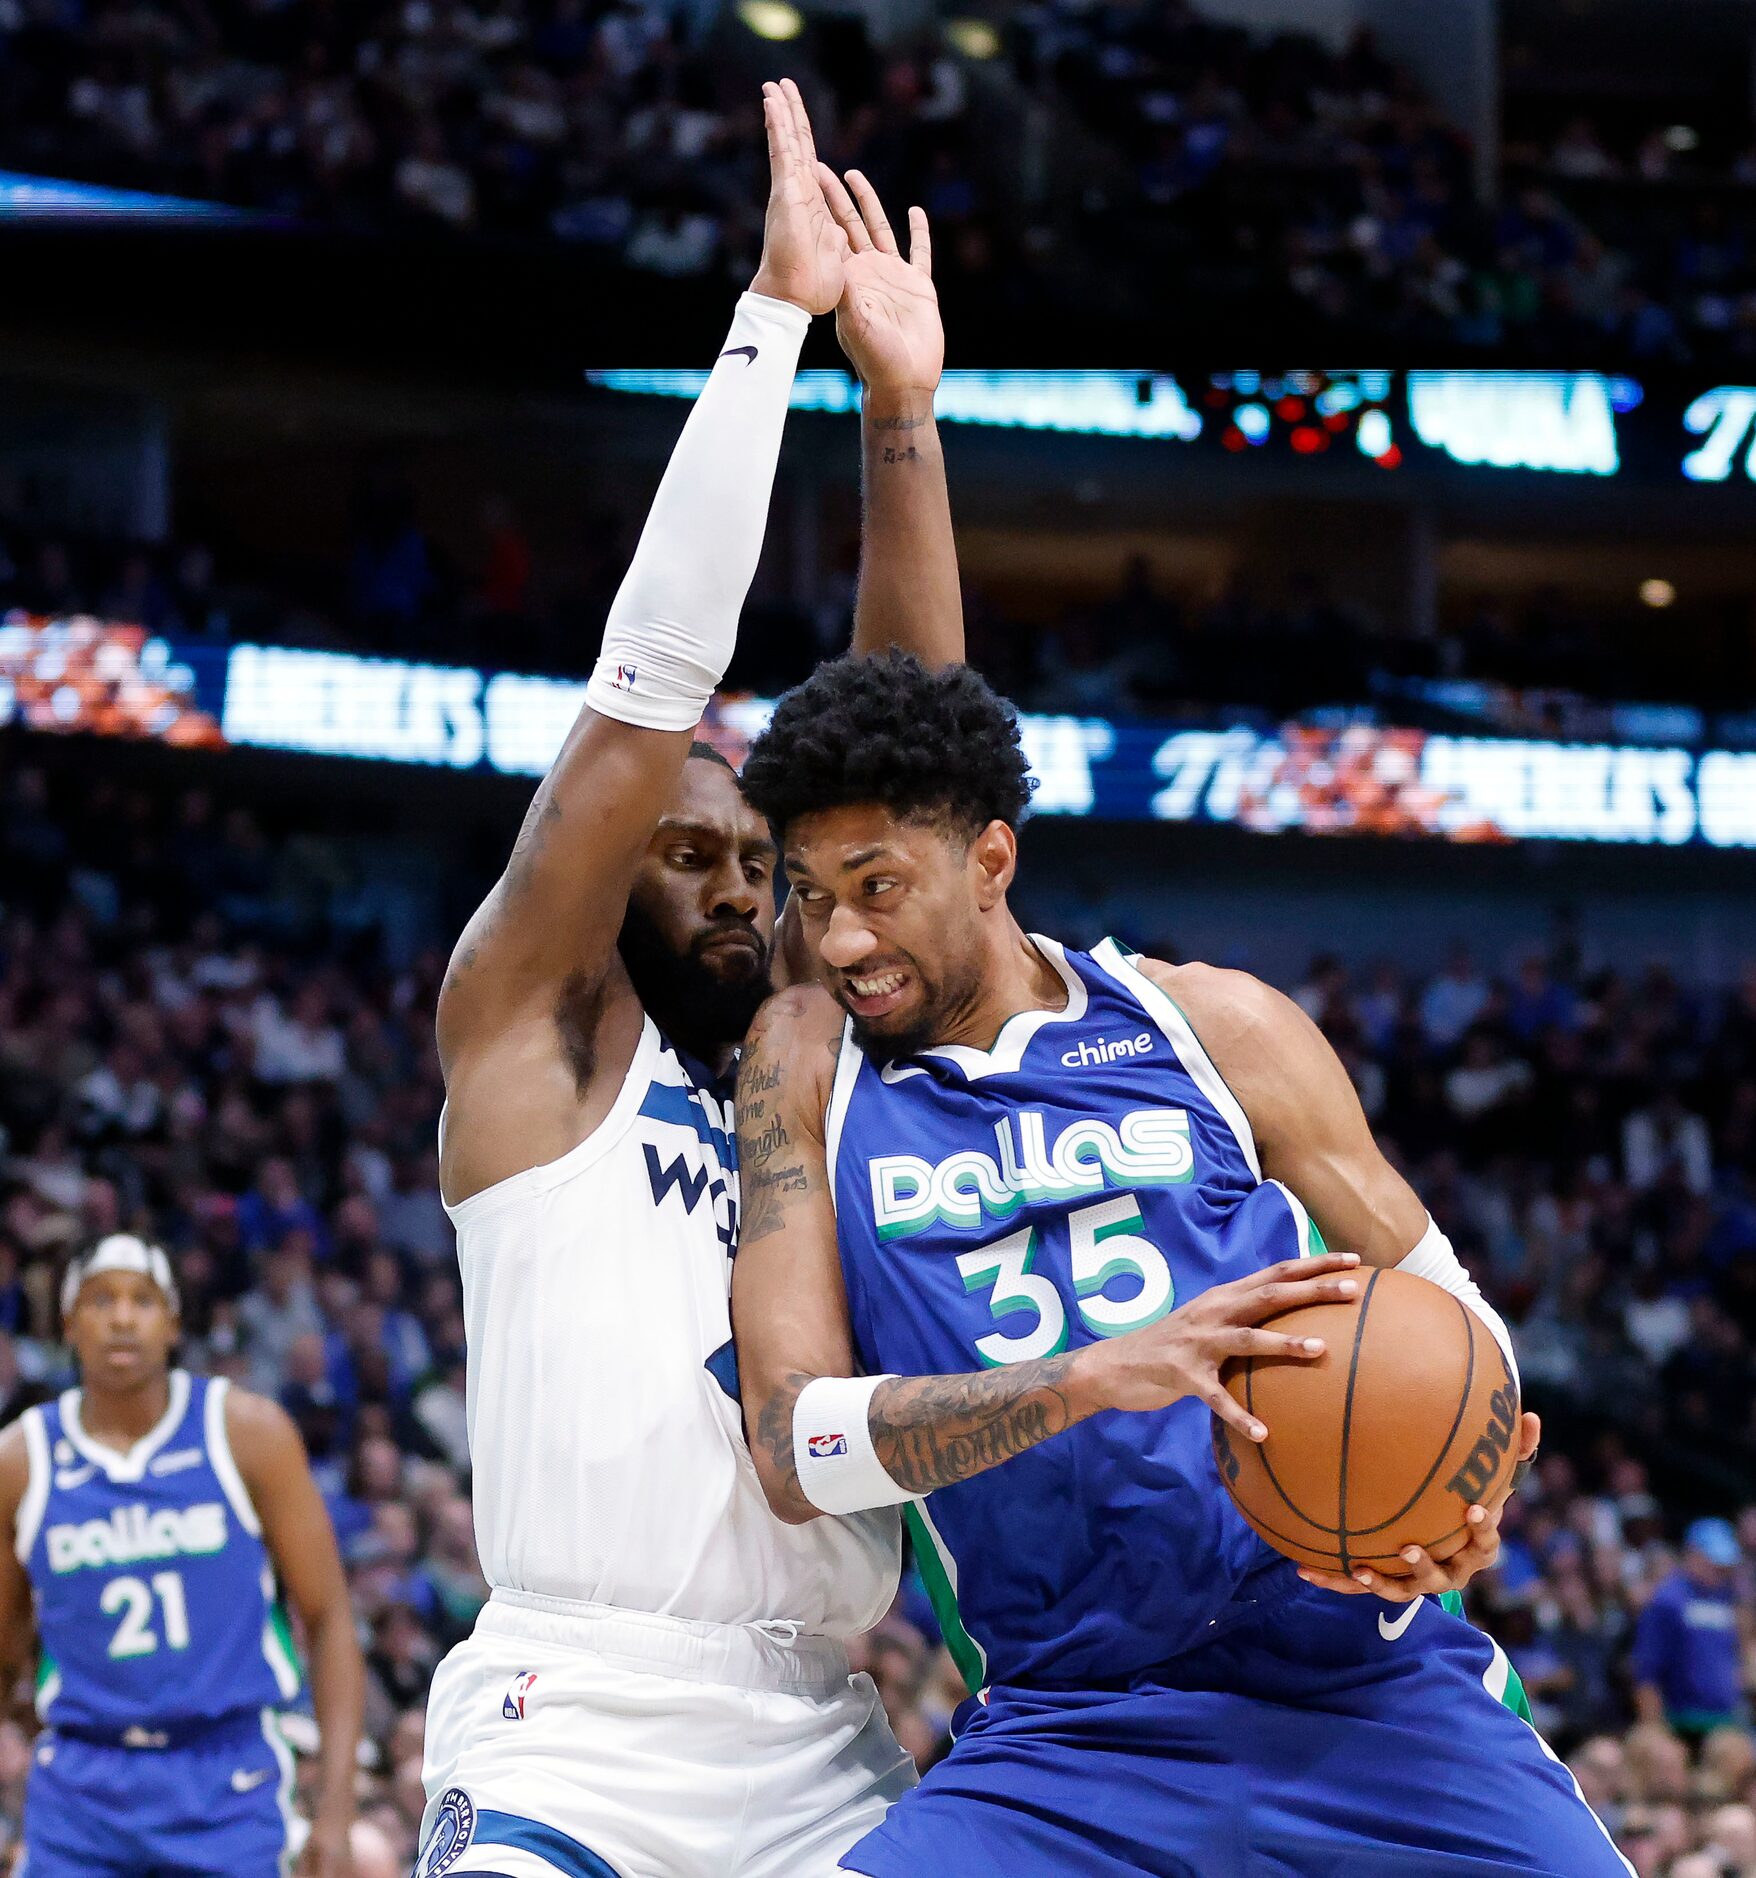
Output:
[18, 1371, 300, 1735]
[829, 937, 1314, 1692]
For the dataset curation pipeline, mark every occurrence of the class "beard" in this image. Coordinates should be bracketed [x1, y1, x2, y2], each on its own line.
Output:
[618, 900, 773, 1064]
[842, 949, 985, 1063]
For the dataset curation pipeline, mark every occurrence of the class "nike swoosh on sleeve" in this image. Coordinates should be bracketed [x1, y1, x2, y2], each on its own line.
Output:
[719, 346, 759, 365]
[1377, 1596, 1425, 1642]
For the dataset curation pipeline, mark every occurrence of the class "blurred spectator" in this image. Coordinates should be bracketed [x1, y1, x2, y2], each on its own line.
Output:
[1631, 1520, 1748, 1738]
[1626, 1089, 1716, 1198]
[1421, 945, 1491, 1050]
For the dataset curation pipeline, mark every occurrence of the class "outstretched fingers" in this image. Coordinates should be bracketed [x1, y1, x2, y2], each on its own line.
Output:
[817, 161, 872, 252]
[1207, 1376, 1269, 1444]
[761, 84, 795, 189]
[780, 77, 821, 172]
[1228, 1261, 1360, 1324]
[844, 169, 900, 256]
[906, 205, 932, 277]
[1220, 1327, 1328, 1362]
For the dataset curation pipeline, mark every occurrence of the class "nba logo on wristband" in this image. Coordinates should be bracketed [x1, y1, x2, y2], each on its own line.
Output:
[807, 1433, 848, 1458]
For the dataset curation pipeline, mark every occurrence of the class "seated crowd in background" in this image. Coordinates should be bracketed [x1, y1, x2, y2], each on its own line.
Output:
[2, 0, 1756, 358]
[0, 756, 1753, 1873]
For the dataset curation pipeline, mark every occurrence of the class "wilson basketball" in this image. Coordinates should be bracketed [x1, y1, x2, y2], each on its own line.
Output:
[1210, 1267, 1521, 1575]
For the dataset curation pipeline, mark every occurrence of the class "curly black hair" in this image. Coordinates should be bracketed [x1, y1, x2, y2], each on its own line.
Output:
[740, 650, 1036, 837]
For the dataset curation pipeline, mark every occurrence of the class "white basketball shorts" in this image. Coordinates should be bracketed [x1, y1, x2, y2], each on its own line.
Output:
[416, 1591, 917, 1878]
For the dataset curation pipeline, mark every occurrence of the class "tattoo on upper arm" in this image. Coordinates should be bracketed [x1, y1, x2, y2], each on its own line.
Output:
[505, 784, 565, 897]
[735, 1019, 818, 1246]
[870, 1358, 1076, 1495]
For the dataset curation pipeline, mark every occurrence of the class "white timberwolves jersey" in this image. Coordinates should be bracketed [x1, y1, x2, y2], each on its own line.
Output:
[445, 1015, 898, 1635]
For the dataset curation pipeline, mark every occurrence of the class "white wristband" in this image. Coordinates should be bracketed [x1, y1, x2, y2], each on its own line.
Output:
[1397, 1217, 1520, 1391]
[793, 1374, 925, 1516]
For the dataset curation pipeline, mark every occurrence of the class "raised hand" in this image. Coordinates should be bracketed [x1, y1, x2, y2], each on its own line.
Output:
[817, 166, 942, 398]
[750, 79, 849, 317]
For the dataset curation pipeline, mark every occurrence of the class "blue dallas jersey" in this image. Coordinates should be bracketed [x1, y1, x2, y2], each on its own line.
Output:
[17, 1370, 301, 1737]
[829, 936, 1322, 1694]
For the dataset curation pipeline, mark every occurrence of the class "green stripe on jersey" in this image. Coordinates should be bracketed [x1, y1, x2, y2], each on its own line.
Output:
[34, 1653, 60, 1719]
[904, 1503, 987, 1696]
[264, 1598, 303, 1701]
[1441, 1591, 1534, 1722]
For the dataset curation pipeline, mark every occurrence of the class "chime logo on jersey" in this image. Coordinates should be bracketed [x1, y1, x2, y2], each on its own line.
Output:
[871, 1107, 1196, 1239]
[45, 1501, 227, 1574]
[501, 1670, 538, 1720]
[1060, 1030, 1155, 1069]
[807, 1434, 848, 1458]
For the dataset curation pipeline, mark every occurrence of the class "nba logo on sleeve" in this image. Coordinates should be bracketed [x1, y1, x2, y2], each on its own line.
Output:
[807, 1434, 848, 1459]
[501, 1671, 538, 1720]
[612, 663, 638, 691]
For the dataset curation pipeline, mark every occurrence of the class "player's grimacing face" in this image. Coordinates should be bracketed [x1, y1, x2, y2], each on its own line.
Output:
[784, 802, 992, 1054]
[67, 1271, 177, 1391]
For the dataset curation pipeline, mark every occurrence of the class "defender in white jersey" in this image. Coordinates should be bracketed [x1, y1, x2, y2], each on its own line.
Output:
[422, 81, 964, 1878]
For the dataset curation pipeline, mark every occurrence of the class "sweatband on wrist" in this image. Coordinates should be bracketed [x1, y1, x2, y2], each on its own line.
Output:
[793, 1374, 925, 1516]
[585, 291, 811, 733]
[1397, 1216, 1520, 1389]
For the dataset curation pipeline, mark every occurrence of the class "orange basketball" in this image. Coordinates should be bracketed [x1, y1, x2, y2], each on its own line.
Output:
[1210, 1266, 1521, 1574]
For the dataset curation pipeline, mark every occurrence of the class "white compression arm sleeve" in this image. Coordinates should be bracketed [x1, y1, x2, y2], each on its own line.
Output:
[1398, 1216, 1520, 1390]
[793, 1374, 926, 1516]
[585, 291, 810, 732]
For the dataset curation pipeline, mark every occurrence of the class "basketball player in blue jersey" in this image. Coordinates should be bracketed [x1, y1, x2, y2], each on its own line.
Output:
[0, 1233, 364, 1876]
[729, 653, 1635, 1877]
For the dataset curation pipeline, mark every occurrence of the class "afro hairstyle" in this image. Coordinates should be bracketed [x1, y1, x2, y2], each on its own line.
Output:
[739, 650, 1035, 839]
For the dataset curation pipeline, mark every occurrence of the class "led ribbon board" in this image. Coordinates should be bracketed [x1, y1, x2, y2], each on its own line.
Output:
[5, 614, 1753, 848]
[590, 369, 1756, 488]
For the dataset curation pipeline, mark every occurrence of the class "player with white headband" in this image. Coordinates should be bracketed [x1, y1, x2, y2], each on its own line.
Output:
[0, 1234, 366, 1877]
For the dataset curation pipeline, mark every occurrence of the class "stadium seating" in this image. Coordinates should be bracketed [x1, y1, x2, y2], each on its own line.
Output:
[0, 755, 1752, 1867]
[3, 0, 1754, 361]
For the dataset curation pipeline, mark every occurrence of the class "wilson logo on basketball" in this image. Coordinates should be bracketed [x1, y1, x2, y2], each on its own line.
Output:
[1445, 1381, 1519, 1504]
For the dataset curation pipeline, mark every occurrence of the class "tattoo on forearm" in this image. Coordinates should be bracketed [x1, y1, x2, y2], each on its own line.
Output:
[870, 1357, 1078, 1495]
[757, 1369, 813, 1506]
[868, 413, 927, 433]
[879, 445, 921, 464]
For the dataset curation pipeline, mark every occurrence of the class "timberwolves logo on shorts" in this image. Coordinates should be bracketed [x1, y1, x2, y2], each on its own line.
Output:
[416, 1788, 476, 1877]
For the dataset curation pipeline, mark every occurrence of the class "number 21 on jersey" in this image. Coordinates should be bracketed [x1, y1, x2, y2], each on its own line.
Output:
[956, 1194, 1175, 1366]
[101, 1571, 190, 1659]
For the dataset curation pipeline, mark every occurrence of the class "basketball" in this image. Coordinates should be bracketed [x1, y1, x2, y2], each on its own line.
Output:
[1210, 1267, 1522, 1576]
